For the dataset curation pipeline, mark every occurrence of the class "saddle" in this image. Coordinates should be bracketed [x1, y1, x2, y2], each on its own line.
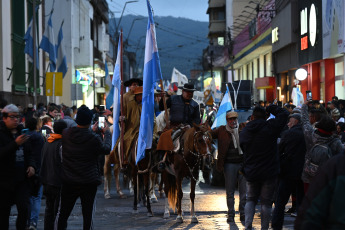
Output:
[171, 125, 190, 153]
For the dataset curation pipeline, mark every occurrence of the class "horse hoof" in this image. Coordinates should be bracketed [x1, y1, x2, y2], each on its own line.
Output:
[163, 212, 170, 219]
[104, 193, 111, 199]
[147, 212, 154, 217]
[191, 216, 198, 223]
[132, 209, 139, 214]
[176, 216, 183, 223]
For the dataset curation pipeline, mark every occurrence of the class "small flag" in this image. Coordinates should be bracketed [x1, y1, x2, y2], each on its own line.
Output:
[40, 14, 56, 72]
[56, 21, 68, 77]
[211, 85, 233, 129]
[24, 9, 39, 69]
[110, 34, 122, 150]
[136, 0, 163, 164]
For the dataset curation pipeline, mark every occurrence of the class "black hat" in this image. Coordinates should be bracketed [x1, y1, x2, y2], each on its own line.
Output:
[178, 83, 196, 92]
[53, 120, 67, 134]
[76, 106, 93, 126]
[288, 113, 301, 122]
[124, 78, 143, 87]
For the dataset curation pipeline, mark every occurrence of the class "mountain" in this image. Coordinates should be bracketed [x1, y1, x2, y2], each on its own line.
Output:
[111, 15, 209, 80]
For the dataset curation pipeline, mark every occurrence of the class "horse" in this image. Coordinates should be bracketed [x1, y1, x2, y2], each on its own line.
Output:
[162, 123, 213, 223]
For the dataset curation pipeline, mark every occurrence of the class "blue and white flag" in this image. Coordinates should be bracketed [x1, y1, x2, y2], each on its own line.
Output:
[106, 38, 121, 110]
[211, 85, 233, 129]
[104, 60, 112, 99]
[110, 36, 122, 150]
[56, 22, 68, 77]
[136, 0, 163, 164]
[24, 14, 39, 69]
[40, 14, 56, 72]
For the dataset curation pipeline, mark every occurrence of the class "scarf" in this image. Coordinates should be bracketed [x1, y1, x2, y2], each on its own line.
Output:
[47, 133, 62, 143]
[226, 124, 243, 155]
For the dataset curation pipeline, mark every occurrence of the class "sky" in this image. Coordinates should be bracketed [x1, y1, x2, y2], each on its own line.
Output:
[107, 0, 209, 22]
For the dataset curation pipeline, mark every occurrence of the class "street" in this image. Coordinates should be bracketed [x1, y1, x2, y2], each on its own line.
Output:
[9, 172, 295, 229]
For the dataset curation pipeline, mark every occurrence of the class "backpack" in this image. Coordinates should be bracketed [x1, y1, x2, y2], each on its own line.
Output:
[304, 141, 333, 178]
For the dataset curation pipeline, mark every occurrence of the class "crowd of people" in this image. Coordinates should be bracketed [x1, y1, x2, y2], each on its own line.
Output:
[1, 89, 345, 230]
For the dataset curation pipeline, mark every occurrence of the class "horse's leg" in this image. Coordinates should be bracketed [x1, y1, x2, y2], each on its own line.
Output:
[132, 172, 138, 214]
[163, 172, 170, 219]
[114, 163, 127, 199]
[159, 174, 165, 198]
[144, 173, 153, 217]
[149, 172, 158, 203]
[190, 178, 198, 223]
[104, 155, 111, 199]
[176, 176, 184, 223]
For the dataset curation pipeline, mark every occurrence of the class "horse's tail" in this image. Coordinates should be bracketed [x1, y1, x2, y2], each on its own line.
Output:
[166, 173, 177, 212]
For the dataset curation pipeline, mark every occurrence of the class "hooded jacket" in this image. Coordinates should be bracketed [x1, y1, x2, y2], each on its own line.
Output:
[61, 127, 111, 185]
[239, 105, 289, 182]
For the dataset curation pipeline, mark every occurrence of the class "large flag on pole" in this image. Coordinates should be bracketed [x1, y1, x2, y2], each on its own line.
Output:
[40, 14, 56, 72]
[24, 12, 39, 69]
[110, 34, 122, 149]
[136, 0, 163, 164]
[56, 21, 68, 77]
[211, 84, 233, 129]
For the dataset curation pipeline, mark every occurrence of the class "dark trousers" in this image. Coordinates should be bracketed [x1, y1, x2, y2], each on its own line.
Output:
[55, 184, 97, 230]
[43, 185, 61, 230]
[0, 181, 31, 230]
[271, 178, 304, 230]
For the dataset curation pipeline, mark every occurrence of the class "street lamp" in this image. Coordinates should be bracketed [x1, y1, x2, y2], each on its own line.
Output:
[126, 17, 145, 43]
[295, 68, 308, 81]
[115, 1, 138, 33]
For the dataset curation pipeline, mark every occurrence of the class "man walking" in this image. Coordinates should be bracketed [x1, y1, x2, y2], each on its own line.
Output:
[240, 105, 289, 230]
[55, 106, 111, 229]
[210, 111, 246, 222]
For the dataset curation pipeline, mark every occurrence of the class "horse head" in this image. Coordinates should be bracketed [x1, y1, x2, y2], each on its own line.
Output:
[192, 122, 213, 169]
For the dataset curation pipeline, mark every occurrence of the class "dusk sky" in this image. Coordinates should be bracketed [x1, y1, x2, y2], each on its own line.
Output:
[107, 0, 209, 22]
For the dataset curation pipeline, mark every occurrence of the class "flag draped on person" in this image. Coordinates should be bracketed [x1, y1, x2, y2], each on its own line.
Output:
[24, 9, 39, 70]
[56, 21, 68, 77]
[110, 35, 122, 149]
[211, 85, 233, 129]
[136, 0, 163, 164]
[40, 14, 56, 72]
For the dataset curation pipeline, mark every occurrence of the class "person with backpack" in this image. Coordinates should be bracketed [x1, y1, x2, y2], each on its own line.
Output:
[300, 101, 344, 193]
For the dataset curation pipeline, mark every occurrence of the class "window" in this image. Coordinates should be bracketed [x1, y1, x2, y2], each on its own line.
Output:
[90, 19, 94, 40]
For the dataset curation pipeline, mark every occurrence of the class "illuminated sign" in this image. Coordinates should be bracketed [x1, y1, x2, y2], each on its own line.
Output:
[301, 36, 308, 50]
[309, 4, 317, 46]
[272, 27, 279, 43]
[300, 7, 308, 35]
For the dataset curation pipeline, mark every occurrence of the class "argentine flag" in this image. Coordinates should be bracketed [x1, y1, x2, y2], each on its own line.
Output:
[136, 0, 163, 164]
[56, 22, 68, 77]
[24, 8, 39, 70]
[110, 34, 122, 150]
[211, 85, 233, 129]
[40, 14, 56, 72]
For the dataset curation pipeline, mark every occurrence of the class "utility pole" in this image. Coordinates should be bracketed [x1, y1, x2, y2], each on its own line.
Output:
[32, 0, 37, 109]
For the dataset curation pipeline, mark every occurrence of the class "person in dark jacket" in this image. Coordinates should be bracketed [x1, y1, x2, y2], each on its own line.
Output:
[40, 120, 67, 230]
[295, 152, 345, 229]
[62, 107, 77, 128]
[239, 104, 289, 230]
[55, 106, 111, 230]
[211, 111, 246, 223]
[271, 113, 306, 230]
[0, 104, 35, 230]
[23, 117, 45, 230]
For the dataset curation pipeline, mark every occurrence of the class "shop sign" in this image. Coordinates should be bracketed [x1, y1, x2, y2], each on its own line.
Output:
[272, 27, 279, 43]
[300, 3, 317, 50]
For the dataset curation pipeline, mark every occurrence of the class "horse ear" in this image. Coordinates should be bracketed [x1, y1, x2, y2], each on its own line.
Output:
[193, 122, 200, 130]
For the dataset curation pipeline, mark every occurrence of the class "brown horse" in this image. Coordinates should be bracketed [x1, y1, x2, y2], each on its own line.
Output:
[163, 123, 213, 223]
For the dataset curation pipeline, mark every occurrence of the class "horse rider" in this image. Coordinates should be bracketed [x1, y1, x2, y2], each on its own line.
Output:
[157, 83, 201, 171]
[123, 78, 143, 116]
[112, 86, 143, 166]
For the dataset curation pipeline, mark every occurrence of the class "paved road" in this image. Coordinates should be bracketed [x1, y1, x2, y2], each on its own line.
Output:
[10, 173, 295, 229]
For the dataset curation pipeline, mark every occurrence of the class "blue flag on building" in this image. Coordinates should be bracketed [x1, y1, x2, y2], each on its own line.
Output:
[211, 85, 233, 129]
[110, 35, 122, 150]
[136, 0, 163, 164]
[40, 14, 56, 72]
[56, 21, 68, 77]
[24, 12, 39, 69]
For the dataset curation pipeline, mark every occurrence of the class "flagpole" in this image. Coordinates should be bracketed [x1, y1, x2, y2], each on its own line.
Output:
[160, 79, 170, 129]
[119, 30, 125, 167]
[32, 1, 37, 110]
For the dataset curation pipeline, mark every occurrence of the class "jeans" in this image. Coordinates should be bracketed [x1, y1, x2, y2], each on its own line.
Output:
[43, 185, 61, 230]
[55, 184, 98, 230]
[271, 178, 304, 230]
[224, 163, 246, 217]
[245, 177, 277, 230]
[0, 181, 31, 230]
[29, 185, 43, 226]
